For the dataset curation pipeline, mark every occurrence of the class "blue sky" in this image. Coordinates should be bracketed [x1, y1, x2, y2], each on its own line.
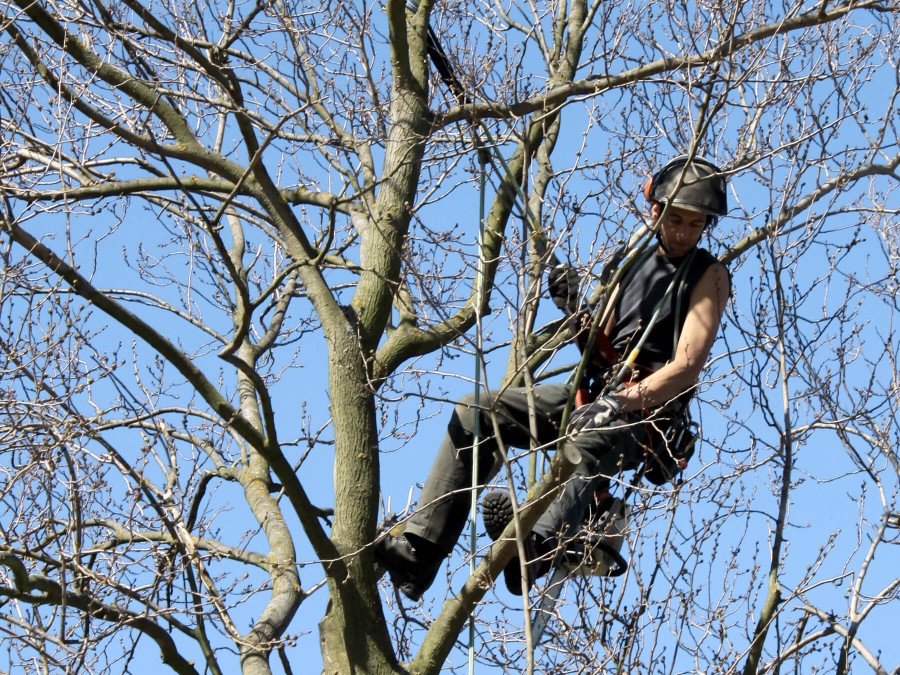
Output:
[1, 1, 898, 672]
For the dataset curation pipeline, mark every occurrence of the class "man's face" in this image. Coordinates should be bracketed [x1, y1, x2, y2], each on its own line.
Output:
[652, 203, 708, 257]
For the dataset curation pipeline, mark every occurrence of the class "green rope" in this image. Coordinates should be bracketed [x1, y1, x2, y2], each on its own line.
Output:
[468, 140, 489, 675]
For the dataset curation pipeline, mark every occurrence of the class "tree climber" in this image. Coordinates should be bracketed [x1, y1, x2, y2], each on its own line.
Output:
[376, 156, 732, 600]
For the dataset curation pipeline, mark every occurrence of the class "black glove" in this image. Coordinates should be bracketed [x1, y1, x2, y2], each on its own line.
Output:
[548, 264, 580, 314]
[569, 395, 623, 434]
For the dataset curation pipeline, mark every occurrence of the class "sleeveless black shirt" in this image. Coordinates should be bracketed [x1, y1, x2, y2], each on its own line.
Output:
[608, 247, 725, 371]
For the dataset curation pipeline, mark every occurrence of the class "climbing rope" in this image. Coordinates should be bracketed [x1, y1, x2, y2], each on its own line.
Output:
[468, 136, 489, 675]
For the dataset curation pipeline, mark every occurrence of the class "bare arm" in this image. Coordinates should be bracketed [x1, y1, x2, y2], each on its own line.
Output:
[610, 261, 730, 412]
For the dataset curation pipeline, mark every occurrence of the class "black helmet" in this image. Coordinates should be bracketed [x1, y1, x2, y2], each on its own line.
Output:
[644, 156, 728, 222]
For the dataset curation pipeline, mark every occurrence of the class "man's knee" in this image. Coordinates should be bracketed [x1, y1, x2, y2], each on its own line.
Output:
[449, 394, 479, 436]
[569, 434, 634, 478]
[457, 391, 478, 407]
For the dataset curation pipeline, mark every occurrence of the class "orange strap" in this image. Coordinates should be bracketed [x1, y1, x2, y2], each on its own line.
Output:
[575, 326, 654, 407]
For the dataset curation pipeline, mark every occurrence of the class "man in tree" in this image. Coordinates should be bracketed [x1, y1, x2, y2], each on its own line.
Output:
[376, 156, 733, 600]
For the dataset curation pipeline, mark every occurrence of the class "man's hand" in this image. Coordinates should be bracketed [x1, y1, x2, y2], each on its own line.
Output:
[548, 264, 580, 314]
[569, 395, 622, 434]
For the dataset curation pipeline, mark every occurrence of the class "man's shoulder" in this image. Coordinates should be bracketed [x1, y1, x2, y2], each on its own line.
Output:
[694, 246, 724, 266]
[691, 248, 731, 296]
[692, 248, 732, 298]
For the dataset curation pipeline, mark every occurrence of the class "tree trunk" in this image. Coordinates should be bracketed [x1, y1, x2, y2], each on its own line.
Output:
[318, 320, 399, 673]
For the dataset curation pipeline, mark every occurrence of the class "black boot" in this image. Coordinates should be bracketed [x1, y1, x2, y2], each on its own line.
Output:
[374, 533, 444, 601]
[481, 490, 551, 596]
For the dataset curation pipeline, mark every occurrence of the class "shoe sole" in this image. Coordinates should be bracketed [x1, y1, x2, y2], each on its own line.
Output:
[481, 490, 534, 596]
[482, 490, 515, 540]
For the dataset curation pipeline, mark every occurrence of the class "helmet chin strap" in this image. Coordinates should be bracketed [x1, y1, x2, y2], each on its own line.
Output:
[655, 228, 672, 255]
[651, 202, 670, 255]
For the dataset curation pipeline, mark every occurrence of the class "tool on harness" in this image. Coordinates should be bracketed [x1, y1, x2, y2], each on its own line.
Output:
[530, 490, 629, 642]
[643, 412, 698, 486]
[559, 490, 629, 577]
[553, 244, 699, 590]
[532, 256, 699, 642]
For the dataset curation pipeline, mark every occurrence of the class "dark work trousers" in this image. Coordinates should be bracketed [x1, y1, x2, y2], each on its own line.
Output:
[404, 383, 651, 554]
